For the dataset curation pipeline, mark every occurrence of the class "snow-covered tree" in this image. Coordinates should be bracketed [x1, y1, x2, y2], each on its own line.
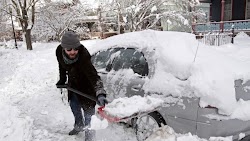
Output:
[161, 0, 203, 32]
[0, 0, 12, 41]
[109, 0, 202, 32]
[9, 0, 39, 50]
[33, 0, 93, 41]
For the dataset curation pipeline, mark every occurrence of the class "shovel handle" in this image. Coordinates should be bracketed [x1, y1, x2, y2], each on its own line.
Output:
[56, 84, 67, 89]
[57, 85, 98, 102]
[58, 85, 122, 122]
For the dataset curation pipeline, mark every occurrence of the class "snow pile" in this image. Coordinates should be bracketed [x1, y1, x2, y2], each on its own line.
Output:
[104, 95, 164, 118]
[145, 126, 176, 141]
[209, 136, 233, 141]
[230, 99, 250, 121]
[238, 133, 246, 140]
[153, 31, 196, 80]
[0, 99, 33, 141]
[90, 115, 108, 130]
[234, 32, 250, 40]
[146, 125, 232, 141]
[234, 32, 250, 49]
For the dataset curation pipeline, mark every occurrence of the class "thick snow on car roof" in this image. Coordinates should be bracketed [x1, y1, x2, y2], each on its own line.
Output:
[90, 30, 250, 117]
[90, 30, 196, 55]
[90, 30, 197, 79]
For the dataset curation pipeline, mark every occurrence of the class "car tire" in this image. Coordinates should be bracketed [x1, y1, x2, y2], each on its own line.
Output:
[133, 111, 166, 141]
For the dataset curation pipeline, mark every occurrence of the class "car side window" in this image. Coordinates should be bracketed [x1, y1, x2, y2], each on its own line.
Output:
[112, 48, 148, 76]
[91, 48, 118, 70]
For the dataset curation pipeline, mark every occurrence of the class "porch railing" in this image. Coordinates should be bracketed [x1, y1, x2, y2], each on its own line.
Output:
[196, 33, 233, 46]
[192, 20, 250, 33]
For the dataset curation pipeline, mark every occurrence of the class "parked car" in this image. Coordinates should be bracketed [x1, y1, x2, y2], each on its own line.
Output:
[90, 30, 250, 141]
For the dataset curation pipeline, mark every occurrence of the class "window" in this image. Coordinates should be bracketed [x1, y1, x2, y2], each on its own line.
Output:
[92, 48, 149, 76]
[91, 48, 118, 70]
[111, 48, 148, 76]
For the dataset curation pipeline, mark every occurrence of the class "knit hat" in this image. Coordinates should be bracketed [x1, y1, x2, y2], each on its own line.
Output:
[61, 31, 81, 49]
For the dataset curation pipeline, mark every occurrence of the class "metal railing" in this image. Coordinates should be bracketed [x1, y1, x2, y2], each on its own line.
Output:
[196, 32, 233, 46]
[192, 20, 250, 33]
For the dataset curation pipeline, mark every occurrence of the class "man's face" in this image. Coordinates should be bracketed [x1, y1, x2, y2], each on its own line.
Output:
[64, 48, 79, 59]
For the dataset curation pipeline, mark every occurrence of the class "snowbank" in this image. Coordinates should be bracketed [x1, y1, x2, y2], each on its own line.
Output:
[104, 95, 164, 118]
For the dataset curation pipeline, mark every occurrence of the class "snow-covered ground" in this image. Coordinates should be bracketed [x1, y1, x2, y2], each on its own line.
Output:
[0, 41, 137, 141]
[0, 31, 250, 141]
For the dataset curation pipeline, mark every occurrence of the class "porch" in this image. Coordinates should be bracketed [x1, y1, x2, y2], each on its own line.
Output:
[192, 20, 250, 34]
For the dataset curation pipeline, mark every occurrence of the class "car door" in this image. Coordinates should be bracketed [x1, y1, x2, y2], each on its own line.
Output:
[91, 48, 119, 90]
[92, 47, 149, 101]
[159, 97, 200, 135]
[106, 48, 149, 100]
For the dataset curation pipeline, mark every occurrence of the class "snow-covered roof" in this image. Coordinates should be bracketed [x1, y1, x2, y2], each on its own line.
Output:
[74, 16, 99, 23]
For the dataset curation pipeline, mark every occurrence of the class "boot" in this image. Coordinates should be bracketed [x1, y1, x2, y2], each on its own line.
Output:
[85, 129, 96, 141]
[68, 125, 84, 135]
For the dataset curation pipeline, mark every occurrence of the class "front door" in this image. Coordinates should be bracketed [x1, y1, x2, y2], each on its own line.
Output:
[232, 0, 246, 20]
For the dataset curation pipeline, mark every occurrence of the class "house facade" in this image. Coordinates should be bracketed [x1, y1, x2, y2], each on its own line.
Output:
[209, 0, 250, 21]
[193, 0, 250, 34]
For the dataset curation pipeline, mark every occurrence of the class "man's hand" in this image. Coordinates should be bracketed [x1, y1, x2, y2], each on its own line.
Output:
[97, 94, 108, 106]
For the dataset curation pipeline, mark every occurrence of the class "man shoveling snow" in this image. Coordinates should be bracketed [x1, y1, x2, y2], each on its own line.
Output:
[55, 31, 108, 141]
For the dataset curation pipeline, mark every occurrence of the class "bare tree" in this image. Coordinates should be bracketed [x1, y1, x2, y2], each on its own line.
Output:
[109, 0, 202, 32]
[0, 0, 12, 41]
[7, 0, 40, 50]
[8, 0, 39, 50]
[34, 1, 92, 41]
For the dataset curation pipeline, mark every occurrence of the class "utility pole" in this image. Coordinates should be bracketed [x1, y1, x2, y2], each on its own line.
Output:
[220, 0, 225, 32]
[117, 9, 120, 34]
[9, 7, 18, 49]
[97, 5, 103, 39]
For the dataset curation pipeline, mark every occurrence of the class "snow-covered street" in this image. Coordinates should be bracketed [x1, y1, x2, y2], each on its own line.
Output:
[0, 42, 137, 141]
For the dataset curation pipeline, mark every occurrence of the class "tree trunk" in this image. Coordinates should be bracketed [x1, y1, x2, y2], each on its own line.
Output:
[25, 29, 32, 50]
[87, 22, 94, 32]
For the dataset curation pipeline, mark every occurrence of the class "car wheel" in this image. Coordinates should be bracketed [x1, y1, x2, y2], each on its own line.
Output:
[133, 111, 166, 141]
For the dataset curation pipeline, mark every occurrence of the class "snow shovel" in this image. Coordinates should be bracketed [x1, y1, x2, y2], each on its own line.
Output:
[57, 85, 132, 122]
[57, 85, 162, 123]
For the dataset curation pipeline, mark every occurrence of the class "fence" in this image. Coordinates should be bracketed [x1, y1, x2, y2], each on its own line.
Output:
[196, 32, 233, 46]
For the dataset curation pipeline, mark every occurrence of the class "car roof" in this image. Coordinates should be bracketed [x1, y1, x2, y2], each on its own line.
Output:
[89, 30, 197, 56]
[90, 30, 198, 79]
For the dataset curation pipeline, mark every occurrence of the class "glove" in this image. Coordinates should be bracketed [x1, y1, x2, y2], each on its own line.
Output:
[56, 79, 66, 88]
[97, 94, 108, 106]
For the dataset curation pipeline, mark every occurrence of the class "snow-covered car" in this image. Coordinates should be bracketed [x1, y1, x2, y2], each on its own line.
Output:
[90, 30, 250, 141]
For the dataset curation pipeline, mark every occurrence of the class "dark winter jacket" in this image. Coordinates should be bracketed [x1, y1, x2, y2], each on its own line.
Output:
[56, 44, 106, 105]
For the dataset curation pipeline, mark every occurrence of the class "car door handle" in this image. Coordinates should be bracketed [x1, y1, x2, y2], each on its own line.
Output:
[131, 86, 141, 91]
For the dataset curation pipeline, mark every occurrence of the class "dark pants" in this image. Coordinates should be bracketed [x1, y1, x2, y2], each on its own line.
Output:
[69, 93, 96, 141]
